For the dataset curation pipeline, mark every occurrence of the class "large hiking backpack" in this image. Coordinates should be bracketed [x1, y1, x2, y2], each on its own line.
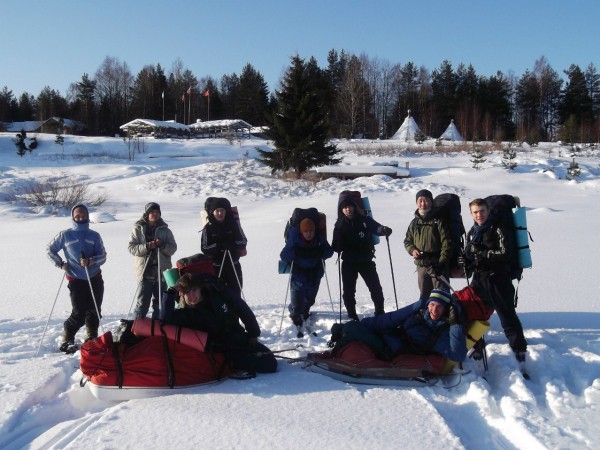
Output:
[283, 207, 327, 242]
[433, 193, 466, 276]
[279, 207, 327, 274]
[484, 194, 533, 280]
[337, 190, 380, 245]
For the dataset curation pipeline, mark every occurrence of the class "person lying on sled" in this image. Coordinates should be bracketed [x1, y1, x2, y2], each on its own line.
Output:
[160, 272, 277, 375]
[359, 289, 467, 362]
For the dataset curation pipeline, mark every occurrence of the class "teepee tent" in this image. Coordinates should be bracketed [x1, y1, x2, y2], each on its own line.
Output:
[440, 119, 464, 141]
[390, 110, 421, 141]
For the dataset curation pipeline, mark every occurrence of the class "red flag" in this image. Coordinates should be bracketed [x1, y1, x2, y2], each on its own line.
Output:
[203, 89, 210, 97]
[187, 86, 192, 95]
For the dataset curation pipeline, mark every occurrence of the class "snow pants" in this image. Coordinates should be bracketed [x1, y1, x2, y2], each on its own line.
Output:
[288, 276, 321, 325]
[473, 271, 527, 353]
[64, 273, 104, 340]
[341, 260, 385, 314]
[133, 277, 162, 319]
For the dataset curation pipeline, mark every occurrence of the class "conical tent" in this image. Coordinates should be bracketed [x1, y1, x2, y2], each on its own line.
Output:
[390, 110, 421, 141]
[440, 119, 464, 141]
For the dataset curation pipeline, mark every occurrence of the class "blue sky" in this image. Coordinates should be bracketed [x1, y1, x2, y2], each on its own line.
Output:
[3, 0, 598, 98]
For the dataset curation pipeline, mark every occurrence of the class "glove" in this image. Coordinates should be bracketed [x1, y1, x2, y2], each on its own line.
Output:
[378, 226, 392, 237]
[61, 262, 69, 271]
[448, 306, 461, 326]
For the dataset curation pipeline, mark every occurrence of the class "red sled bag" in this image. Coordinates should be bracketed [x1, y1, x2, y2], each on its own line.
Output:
[132, 317, 208, 352]
[176, 253, 215, 276]
[80, 332, 229, 389]
[453, 286, 494, 321]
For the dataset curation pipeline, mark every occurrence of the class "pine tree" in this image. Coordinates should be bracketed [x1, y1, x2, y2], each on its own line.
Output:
[470, 143, 486, 170]
[258, 55, 340, 177]
[502, 142, 517, 170]
[566, 157, 581, 180]
[55, 119, 65, 153]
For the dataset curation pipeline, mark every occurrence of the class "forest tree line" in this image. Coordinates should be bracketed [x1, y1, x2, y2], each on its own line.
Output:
[1, 51, 599, 144]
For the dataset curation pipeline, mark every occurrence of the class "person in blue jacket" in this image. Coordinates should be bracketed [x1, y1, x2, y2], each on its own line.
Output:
[360, 289, 467, 362]
[161, 272, 277, 375]
[280, 217, 334, 327]
[47, 204, 107, 352]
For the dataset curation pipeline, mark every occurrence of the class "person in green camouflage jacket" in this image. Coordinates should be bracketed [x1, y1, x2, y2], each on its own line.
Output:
[403, 189, 453, 301]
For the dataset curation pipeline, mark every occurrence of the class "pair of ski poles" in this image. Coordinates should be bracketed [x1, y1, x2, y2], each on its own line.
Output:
[335, 235, 399, 322]
[36, 251, 104, 356]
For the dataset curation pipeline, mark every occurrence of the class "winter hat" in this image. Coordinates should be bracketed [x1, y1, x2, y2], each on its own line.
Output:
[300, 218, 315, 234]
[145, 202, 161, 215]
[415, 189, 433, 203]
[426, 289, 452, 306]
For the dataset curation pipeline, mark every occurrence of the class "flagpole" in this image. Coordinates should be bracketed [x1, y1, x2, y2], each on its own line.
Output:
[207, 92, 210, 121]
[188, 89, 192, 125]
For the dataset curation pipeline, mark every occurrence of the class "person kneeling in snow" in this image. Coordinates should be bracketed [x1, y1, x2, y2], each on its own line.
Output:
[335, 289, 467, 362]
[160, 272, 277, 375]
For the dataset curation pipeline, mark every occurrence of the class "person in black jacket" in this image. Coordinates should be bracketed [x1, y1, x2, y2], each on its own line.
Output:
[462, 198, 527, 363]
[332, 194, 392, 320]
[201, 197, 247, 294]
[160, 272, 276, 374]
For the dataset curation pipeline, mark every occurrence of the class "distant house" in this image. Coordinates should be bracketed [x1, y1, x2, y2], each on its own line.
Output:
[119, 119, 190, 138]
[1, 117, 85, 134]
[189, 119, 253, 138]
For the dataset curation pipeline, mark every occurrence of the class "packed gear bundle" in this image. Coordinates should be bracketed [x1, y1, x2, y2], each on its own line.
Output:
[432, 193, 466, 277]
[484, 194, 533, 281]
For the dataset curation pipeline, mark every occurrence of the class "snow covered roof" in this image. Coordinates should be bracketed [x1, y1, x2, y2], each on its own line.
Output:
[189, 119, 253, 131]
[119, 119, 190, 132]
[440, 119, 464, 141]
[390, 111, 421, 141]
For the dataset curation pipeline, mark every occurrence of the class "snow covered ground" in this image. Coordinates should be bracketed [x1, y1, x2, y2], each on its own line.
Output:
[0, 133, 599, 449]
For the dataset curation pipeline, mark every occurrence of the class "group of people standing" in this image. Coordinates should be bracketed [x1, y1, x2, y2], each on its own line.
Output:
[46, 188, 527, 369]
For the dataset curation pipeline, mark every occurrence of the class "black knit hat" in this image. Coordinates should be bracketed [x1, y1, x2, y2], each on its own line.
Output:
[145, 202, 161, 214]
[415, 189, 433, 202]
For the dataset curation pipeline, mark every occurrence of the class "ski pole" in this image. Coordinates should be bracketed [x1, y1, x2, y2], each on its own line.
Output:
[36, 272, 66, 356]
[226, 250, 246, 301]
[438, 274, 455, 293]
[81, 251, 105, 335]
[157, 248, 162, 317]
[126, 253, 151, 320]
[385, 236, 399, 310]
[217, 250, 227, 278]
[277, 261, 294, 337]
[322, 259, 336, 316]
[337, 253, 342, 323]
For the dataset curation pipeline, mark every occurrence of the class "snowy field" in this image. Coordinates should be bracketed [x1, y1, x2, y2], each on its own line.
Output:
[0, 133, 599, 449]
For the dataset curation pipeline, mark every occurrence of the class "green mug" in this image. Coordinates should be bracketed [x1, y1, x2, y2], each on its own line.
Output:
[163, 268, 180, 288]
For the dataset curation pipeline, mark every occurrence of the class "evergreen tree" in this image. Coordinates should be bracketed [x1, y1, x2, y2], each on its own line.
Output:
[55, 118, 65, 153]
[502, 142, 517, 170]
[561, 64, 594, 141]
[566, 157, 581, 180]
[470, 143, 486, 170]
[235, 63, 270, 126]
[258, 55, 340, 177]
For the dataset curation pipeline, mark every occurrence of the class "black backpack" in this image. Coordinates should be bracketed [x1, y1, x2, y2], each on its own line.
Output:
[433, 193, 466, 274]
[283, 207, 326, 242]
[484, 194, 522, 280]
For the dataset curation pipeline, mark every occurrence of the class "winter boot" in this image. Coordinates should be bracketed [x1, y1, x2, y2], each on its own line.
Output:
[59, 328, 75, 352]
[85, 324, 98, 342]
[346, 304, 358, 321]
